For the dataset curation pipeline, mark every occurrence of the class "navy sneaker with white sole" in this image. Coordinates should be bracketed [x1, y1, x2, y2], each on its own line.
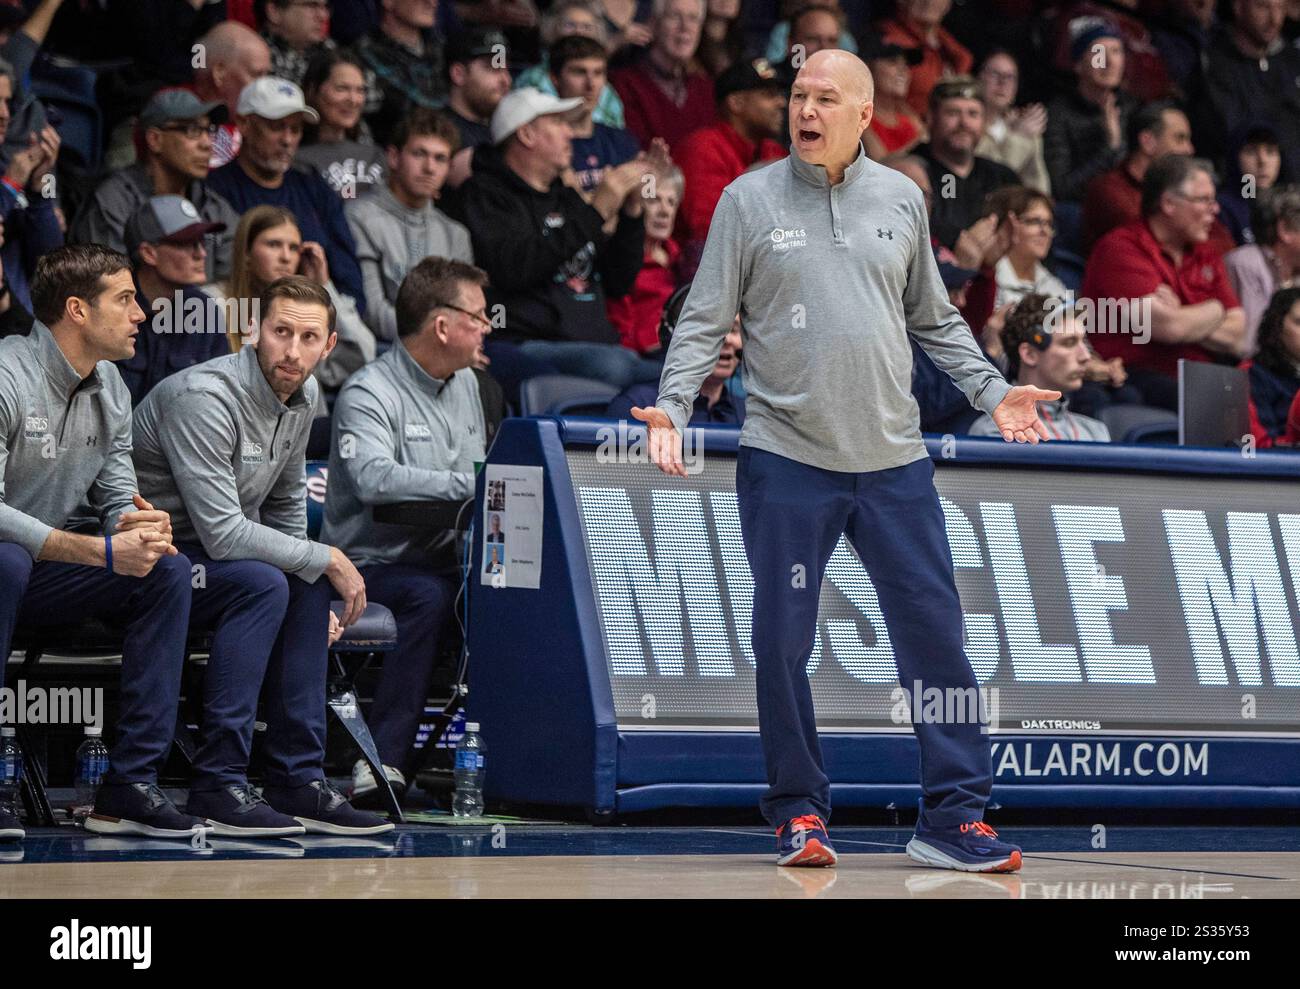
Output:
[187, 784, 307, 838]
[906, 818, 1022, 873]
[263, 779, 394, 836]
[775, 814, 837, 867]
[0, 804, 24, 842]
[83, 782, 212, 839]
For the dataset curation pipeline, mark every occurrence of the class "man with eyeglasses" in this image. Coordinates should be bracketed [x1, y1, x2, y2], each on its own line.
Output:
[322, 257, 491, 804]
[1082, 101, 1195, 252]
[1082, 154, 1247, 409]
[117, 195, 231, 406]
[259, 0, 337, 89]
[71, 89, 240, 283]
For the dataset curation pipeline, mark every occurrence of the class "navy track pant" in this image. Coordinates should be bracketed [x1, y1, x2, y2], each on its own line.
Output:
[185, 550, 330, 790]
[735, 447, 992, 829]
[0, 542, 192, 784]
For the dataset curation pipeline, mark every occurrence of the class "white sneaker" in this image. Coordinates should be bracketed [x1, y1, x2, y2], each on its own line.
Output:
[350, 760, 406, 799]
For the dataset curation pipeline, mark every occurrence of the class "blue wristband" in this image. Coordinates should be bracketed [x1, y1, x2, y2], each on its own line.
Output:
[104, 534, 113, 572]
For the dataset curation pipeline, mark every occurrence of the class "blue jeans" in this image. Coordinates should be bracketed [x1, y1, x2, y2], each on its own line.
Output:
[0, 542, 192, 784]
[735, 448, 992, 829]
[185, 550, 331, 789]
[517, 340, 663, 389]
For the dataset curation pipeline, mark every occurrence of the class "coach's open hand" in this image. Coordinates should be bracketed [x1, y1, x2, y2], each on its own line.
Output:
[991, 385, 1063, 444]
[631, 406, 686, 477]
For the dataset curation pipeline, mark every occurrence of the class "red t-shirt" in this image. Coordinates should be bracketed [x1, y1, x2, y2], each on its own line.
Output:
[868, 111, 920, 156]
[1081, 219, 1241, 377]
[675, 119, 786, 244]
[607, 238, 682, 355]
[609, 62, 717, 154]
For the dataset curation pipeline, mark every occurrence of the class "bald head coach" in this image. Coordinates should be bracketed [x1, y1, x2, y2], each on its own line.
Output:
[633, 51, 1058, 873]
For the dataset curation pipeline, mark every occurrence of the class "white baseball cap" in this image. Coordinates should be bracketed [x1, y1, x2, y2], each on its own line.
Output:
[490, 87, 584, 145]
[236, 76, 320, 123]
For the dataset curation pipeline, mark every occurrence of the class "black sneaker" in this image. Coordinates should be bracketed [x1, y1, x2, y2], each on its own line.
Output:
[263, 780, 395, 836]
[187, 784, 306, 838]
[0, 803, 23, 842]
[83, 783, 212, 839]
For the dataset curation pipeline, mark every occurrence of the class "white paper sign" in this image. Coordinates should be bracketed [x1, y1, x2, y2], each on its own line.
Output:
[481, 465, 544, 589]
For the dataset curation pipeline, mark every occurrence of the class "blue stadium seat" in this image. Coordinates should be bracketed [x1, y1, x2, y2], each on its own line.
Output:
[519, 374, 621, 416]
[1100, 404, 1179, 444]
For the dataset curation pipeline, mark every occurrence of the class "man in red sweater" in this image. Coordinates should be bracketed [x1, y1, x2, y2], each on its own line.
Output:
[1081, 154, 1246, 410]
[878, 0, 973, 117]
[609, 0, 716, 153]
[675, 57, 788, 275]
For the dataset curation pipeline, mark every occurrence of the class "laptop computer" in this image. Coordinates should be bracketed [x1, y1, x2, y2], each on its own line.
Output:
[1178, 360, 1251, 448]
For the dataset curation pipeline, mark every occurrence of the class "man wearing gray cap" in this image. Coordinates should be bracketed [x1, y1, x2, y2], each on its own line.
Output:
[71, 88, 239, 282]
[208, 77, 367, 316]
[451, 87, 659, 399]
[117, 195, 230, 406]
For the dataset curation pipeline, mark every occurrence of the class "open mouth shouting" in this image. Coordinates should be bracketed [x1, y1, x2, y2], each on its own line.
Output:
[796, 126, 823, 147]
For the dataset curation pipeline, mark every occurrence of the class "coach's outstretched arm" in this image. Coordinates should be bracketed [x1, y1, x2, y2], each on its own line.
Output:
[633, 190, 745, 475]
[900, 191, 1061, 444]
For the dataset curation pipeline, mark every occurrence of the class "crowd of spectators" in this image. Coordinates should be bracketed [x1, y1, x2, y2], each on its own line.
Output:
[0, 0, 1293, 451]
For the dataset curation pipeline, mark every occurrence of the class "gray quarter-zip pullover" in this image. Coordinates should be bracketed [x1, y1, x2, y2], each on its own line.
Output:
[132, 345, 332, 581]
[0, 321, 137, 558]
[322, 338, 484, 569]
[657, 144, 1012, 473]
[345, 183, 474, 342]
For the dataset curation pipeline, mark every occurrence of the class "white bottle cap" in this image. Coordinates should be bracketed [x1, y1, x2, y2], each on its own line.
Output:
[0, 727, 14, 737]
[466, 722, 480, 732]
[85, 725, 102, 737]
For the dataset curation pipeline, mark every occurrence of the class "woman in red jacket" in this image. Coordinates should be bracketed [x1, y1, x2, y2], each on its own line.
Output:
[607, 164, 685, 355]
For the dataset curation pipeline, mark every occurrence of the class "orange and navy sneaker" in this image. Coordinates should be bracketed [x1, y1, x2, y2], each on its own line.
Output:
[775, 814, 837, 867]
[906, 818, 1022, 873]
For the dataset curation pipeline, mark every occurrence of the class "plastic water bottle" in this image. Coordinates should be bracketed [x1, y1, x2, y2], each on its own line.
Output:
[0, 727, 22, 811]
[74, 726, 110, 811]
[452, 723, 486, 818]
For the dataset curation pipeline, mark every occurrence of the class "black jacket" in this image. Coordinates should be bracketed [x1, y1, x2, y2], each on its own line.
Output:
[1202, 29, 1300, 182]
[451, 144, 645, 345]
[1043, 87, 1136, 203]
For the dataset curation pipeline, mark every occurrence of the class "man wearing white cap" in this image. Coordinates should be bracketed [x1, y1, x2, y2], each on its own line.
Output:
[450, 87, 662, 399]
[207, 77, 366, 314]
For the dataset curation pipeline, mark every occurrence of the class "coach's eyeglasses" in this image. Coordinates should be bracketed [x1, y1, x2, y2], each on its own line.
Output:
[437, 301, 493, 330]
